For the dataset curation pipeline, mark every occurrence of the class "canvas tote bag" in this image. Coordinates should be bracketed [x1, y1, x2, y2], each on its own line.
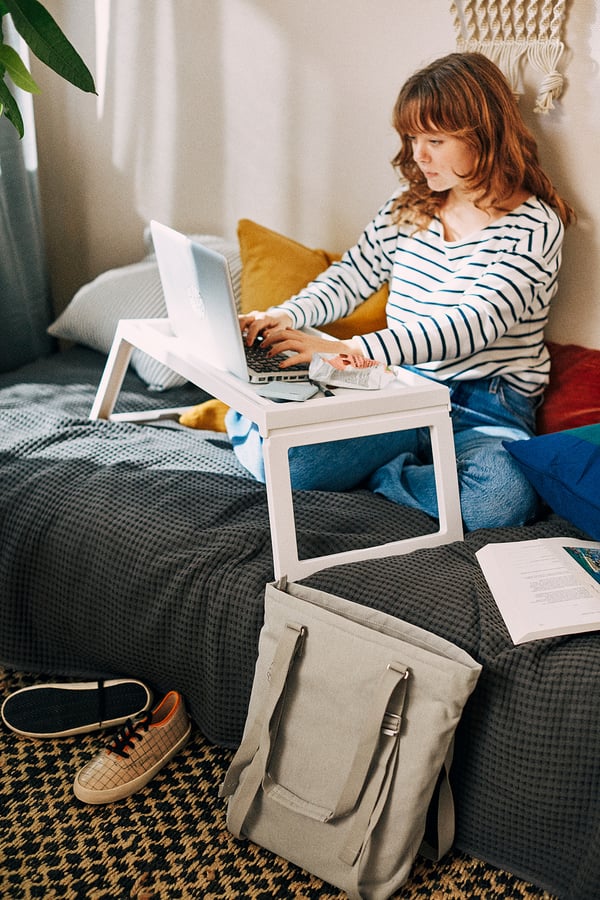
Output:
[220, 578, 482, 900]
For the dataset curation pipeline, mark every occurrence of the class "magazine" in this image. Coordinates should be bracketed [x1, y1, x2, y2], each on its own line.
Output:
[476, 537, 600, 644]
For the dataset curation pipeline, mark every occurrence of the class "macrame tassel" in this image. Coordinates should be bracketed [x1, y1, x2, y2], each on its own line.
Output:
[450, 0, 568, 114]
[528, 40, 565, 113]
[497, 40, 528, 98]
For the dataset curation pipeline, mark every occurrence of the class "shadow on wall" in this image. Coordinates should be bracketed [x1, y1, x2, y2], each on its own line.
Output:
[36, 1, 444, 314]
[533, 0, 599, 343]
[99, 1, 226, 232]
[36, 0, 228, 313]
[94, 0, 404, 246]
[94, 0, 226, 237]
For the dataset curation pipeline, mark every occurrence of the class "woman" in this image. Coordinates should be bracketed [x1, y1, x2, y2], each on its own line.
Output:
[228, 52, 574, 531]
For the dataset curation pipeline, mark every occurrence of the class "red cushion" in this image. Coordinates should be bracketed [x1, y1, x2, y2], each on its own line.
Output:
[538, 342, 600, 434]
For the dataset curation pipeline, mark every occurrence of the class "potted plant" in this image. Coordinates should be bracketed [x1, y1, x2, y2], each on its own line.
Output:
[0, 0, 96, 137]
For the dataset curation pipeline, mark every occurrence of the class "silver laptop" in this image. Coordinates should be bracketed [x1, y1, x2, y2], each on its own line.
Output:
[150, 220, 310, 383]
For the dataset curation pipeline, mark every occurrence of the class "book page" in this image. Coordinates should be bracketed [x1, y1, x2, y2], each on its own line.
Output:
[476, 538, 600, 644]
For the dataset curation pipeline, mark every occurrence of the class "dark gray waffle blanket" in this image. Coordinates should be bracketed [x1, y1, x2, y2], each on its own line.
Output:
[0, 347, 597, 900]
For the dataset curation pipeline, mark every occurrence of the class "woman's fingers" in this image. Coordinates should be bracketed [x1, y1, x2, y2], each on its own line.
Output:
[239, 312, 293, 346]
[265, 330, 352, 366]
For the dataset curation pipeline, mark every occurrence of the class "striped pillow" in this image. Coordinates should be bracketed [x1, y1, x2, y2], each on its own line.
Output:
[48, 235, 242, 390]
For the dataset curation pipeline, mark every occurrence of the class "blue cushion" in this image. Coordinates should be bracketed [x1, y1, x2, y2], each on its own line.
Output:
[505, 424, 600, 540]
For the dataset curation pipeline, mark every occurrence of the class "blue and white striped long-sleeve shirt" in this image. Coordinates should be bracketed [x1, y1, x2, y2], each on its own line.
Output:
[276, 192, 564, 395]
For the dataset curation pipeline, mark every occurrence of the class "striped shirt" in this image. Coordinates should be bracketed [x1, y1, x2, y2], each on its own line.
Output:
[277, 192, 564, 395]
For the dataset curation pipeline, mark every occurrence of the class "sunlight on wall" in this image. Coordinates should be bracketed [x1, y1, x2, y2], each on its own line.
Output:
[220, 0, 334, 239]
[94, 0, 109, 119]
[80, 0, 401, 246]
[93, 0, 179, 225]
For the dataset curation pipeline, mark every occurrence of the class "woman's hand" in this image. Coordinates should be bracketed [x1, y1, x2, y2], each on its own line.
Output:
[239, 309, 360, 368]
[257, 324, 354, 368]
[239, 309, 294, 347]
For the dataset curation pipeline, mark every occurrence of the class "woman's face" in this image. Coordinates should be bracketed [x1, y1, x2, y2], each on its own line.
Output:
[408, 131, 476, 194]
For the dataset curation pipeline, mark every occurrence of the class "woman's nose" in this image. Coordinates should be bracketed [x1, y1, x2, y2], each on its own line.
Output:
[413, 139, 429, 162]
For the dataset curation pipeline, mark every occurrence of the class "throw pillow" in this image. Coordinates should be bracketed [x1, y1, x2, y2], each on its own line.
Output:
[538, 342, 600, 433]
[237, 218, 388, 339]
[179, 398, 229, 432]
[505, 423, 600, 540]
[48, 234, 242, 391]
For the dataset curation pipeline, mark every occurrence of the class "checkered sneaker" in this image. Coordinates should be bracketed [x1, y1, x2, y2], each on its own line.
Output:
[73, 691, 191, 804]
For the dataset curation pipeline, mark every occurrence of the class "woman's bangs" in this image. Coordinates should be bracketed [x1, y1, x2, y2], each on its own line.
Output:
[396, 96, 433, 137]
[397, 87, 470, 139]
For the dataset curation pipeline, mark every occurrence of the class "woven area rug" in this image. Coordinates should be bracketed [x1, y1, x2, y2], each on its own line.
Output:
[0, 668, 556, 900]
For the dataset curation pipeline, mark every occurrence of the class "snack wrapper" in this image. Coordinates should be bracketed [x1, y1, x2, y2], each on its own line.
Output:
[308, 353, 395, 390]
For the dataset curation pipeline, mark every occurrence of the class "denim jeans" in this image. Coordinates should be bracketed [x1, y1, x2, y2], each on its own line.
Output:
[226, 376, 541, 531]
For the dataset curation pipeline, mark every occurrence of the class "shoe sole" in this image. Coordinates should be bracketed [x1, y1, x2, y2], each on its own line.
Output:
[1, 680, 153, 739]
[73, 720, 192, 804]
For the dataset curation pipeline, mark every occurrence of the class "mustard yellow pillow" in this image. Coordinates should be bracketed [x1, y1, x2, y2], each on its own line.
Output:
[179, 398, 229, 432]
[237, 219, 388, 340]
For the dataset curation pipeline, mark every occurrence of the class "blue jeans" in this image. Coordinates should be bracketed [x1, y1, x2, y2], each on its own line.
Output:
[226, 376, 541, 531]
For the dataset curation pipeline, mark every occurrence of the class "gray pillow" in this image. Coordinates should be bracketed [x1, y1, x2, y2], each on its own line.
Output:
[48, 234, 242, 390]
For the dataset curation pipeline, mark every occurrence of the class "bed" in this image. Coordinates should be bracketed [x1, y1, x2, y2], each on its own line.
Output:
[1, 231, 599, 900]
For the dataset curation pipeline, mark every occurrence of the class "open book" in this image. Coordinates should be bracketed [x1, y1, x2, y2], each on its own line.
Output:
[476, 538, 600, 644]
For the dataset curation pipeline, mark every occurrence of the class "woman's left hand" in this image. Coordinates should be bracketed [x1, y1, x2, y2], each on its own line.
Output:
[259, 326, 355, 368]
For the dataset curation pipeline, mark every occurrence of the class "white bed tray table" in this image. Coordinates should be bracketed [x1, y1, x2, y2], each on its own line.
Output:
[90, 318, 463, 581]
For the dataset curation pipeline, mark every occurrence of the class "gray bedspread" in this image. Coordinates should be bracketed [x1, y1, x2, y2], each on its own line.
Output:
[0, 347, 597, 900]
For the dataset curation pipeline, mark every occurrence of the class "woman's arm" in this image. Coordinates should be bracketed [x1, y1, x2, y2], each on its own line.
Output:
[271, 195, 398, 330]
[355, 207, 564, 368]
[237, 194, 400, 365]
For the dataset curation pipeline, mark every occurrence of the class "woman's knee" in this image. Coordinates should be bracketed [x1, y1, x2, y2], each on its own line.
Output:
[458, 447, 539, 531]
[288, 430, 416, 492]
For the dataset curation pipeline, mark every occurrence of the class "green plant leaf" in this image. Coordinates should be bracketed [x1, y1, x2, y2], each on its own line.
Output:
[0, 75, 24, 136]
[0, 41, 39, 92]
[5, 0, 96, 94]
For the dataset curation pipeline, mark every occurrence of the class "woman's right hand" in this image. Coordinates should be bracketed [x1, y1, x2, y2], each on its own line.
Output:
[239, 309, 294, 347]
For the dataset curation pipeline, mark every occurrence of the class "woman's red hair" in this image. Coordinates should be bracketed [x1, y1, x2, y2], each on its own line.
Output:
[391, 52, 574, 228]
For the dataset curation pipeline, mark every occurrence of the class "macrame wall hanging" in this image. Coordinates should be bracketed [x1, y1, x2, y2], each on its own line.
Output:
[450, 0, 569, 113]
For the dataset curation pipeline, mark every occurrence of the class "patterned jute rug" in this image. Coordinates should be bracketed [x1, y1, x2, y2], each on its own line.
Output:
[0, 668, 556, 900]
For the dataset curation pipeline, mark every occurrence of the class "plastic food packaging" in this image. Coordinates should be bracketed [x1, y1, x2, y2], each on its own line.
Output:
[308, 353, 395, 390]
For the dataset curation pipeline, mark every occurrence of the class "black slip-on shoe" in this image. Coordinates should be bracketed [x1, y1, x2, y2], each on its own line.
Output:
[1, 679, 153, 739]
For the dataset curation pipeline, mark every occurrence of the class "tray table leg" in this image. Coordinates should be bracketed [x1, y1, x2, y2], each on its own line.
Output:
[262, 433, 298, 579]
[428, 409, 463, 543]
[262, 406, 463, 581]
[89, 335, 134, 420]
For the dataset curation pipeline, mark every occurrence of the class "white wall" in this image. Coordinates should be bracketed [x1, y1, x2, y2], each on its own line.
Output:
[33, 0, 600, 349]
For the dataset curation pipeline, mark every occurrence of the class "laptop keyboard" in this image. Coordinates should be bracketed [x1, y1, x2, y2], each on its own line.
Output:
[245, 340, 307, 373]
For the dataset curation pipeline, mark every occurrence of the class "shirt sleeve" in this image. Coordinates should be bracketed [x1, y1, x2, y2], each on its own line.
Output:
[354, 212, 564, 368]
[273, 195, 399, 328]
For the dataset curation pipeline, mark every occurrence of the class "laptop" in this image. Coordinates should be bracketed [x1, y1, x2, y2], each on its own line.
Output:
[150, 220, 310, 383]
